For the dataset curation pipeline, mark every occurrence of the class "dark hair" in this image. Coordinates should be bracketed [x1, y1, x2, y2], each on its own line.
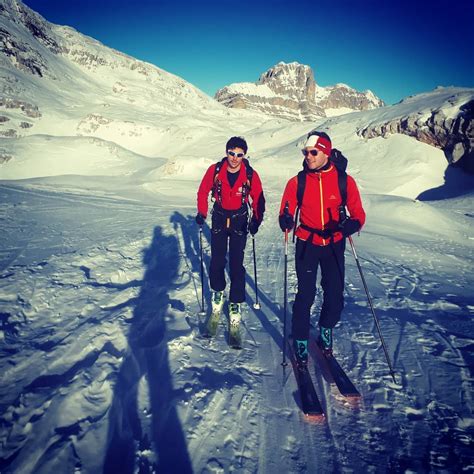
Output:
[307, 130, 331, 143]
[226, 136, 248, 154]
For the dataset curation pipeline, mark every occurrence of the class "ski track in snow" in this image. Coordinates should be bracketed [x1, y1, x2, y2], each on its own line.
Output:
[0, 184, 473, 473]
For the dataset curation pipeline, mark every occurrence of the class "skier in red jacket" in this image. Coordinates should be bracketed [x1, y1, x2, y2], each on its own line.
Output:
[279, 131, 366, 366]
[196, 137, 265, 337]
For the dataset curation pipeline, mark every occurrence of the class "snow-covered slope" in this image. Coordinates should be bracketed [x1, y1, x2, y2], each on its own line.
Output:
[0, 2, 473, 473]
[0, 0, 274, 161]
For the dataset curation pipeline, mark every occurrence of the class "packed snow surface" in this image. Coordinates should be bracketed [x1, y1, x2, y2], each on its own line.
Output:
[1, 109, 473, 472]
[0, 2, 473, 471]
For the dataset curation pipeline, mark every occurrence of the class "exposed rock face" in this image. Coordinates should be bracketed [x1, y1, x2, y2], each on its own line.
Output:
[358, 90, 474, 174]
[215, 62, 384, 121]
[317, 84, 384, 112]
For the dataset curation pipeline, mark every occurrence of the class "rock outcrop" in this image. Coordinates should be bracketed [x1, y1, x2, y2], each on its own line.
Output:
[358, 88, 474, 174]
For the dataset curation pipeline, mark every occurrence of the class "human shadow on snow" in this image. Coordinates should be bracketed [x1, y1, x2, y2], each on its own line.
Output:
[170, 212, 211, 317]
[103, 226, 192, 474]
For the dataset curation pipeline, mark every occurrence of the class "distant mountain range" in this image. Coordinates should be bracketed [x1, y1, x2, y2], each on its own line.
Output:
[0, 0, 472, 174]
[215, 61, 385, 121]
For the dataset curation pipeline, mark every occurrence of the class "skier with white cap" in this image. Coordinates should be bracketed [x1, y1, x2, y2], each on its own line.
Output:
[279, 131, 366, 367]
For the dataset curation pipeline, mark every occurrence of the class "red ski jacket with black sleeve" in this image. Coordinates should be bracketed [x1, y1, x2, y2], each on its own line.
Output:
[197, 159, 265, 222]
[279, 164, 365, 246]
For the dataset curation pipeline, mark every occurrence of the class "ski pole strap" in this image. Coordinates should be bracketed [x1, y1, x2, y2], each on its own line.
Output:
[199, 226, 204, 312]
[292, 206, 300, 244]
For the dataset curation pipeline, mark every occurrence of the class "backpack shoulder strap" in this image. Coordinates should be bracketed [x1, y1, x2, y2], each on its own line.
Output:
[296, 170, 306, 208]
[212, 158, 227, 204]
[337, 167, 347, 207]
[213, 157, 227, 181]
[243, 158, 253, 186]
[329, 149, 348, 208]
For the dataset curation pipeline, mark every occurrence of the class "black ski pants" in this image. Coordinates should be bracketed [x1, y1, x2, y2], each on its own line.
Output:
[209, 206, 248, 303]
[292, 238, 345, 340]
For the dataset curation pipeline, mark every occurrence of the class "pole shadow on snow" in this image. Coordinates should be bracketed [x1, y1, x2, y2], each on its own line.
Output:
[103, 226, 193, 474]
[244, 266, 286, 352]
[170, 212, 212, 329]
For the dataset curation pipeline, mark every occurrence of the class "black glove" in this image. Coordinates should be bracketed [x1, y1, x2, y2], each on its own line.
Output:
[339, 218, 360, 237]
[248, 218, 260, 235]
[279, 213, 294, 232]
[195, 213, 205, 226]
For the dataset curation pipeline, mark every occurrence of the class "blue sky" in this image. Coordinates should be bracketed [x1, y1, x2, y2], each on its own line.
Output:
[23, 0, 473, 104]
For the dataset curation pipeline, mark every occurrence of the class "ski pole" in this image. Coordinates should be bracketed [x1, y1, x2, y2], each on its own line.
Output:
[282, 228, 289, 367]
[348, 236, 396, 383]
[199, 226, 206, 316]
[252, 235, 261, 310]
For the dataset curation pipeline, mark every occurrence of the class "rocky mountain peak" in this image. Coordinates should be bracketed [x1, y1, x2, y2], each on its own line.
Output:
[257, 61, 316, 102]
[215, 61, 385, 121]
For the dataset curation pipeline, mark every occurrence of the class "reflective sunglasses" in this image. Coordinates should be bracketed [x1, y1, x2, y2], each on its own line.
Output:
[227, 150, 245, 158]
[302, 149, 320, 157]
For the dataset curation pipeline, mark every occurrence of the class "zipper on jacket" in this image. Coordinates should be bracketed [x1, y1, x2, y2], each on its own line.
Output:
[318, 173, 326, 245]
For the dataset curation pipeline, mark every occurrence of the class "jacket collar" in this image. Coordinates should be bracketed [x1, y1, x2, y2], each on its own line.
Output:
[302, 160, 333, 174]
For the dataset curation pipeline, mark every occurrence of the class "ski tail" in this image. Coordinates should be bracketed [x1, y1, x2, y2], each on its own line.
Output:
[288, 338, 324, 418]
[308, 336, 360, 398]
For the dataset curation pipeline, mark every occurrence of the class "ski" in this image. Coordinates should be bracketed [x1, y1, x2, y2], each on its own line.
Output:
[228, 303, 243, 349]
[288, 339, 324, 417]
[202, 292, 225, 338]
[202, 307, 222, 338]
[309, 337, 360, 398]
[228, 321, 242, 349]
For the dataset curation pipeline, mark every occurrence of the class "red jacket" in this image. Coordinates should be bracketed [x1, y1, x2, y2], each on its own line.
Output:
[197, 159, 265, 221]
[279, 164, 366, 246]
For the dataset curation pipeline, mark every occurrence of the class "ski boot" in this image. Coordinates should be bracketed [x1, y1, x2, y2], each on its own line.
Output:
[206, 291, 224, 337]
[228, 302, 242, 348]
[317, 326, 333, 356]
[294, 339, 309, 370]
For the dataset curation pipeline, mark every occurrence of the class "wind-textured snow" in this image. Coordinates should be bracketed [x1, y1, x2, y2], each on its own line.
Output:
[1, 112, 473, 472]
[1, 1, 474, 472]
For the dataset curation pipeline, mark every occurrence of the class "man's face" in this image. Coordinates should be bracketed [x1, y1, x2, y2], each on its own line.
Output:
[227, 147, 245, 171]
[303, 147, 329, 170]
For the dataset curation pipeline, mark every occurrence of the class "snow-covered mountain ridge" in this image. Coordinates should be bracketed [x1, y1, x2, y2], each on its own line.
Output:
[215, 61, 385, 121]
[0, 0, 274, 161]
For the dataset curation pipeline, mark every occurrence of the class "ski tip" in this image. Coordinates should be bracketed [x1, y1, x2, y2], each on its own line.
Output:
[344, 392, 361, 399]
[303, 412, 325, 423]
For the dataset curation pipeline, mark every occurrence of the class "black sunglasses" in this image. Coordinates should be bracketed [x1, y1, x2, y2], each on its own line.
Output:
[227, 150, 245, 158]
[302, 149, 320, 157]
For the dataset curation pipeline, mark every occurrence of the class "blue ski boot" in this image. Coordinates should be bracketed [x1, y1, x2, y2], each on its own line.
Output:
[318, 326, 333, 356]
[206, 291, 224, 336]
[294, 339, 309, 369]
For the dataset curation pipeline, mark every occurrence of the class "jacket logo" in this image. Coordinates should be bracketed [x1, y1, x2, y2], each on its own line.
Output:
[329, 194, 337, 200]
